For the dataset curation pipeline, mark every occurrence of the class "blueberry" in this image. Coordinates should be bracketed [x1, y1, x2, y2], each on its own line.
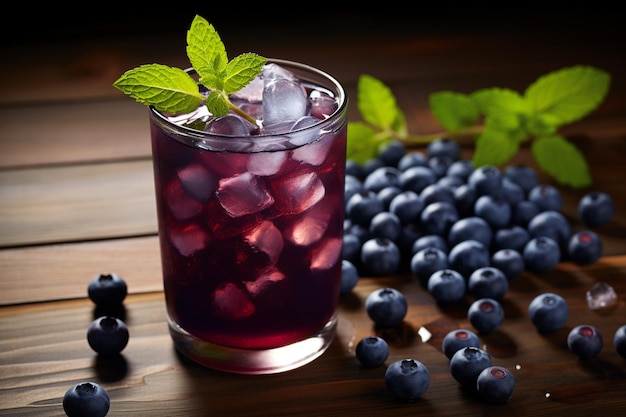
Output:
[492, 225, 530, 253]
[528, 292, 569, 333]
[448, 239, 491, 280]
[345, 160, 365, 179]
[399, 165, 437, 193]
[344, 174, 364, 204]
[385, 359, 430, 401]
[498, 177, 525, 206]
[420, 201, 459, 236]
[476, 366, 515, 404]
[447, 159, 474, 181]
[360, 238, 401, 276]
[340, 260, 359, 295]
[376, 186, 402, 210]
[341, 232, 361, 264]
[363, 166, 402, 193]
[447, 216, 492, 249]
[467, 165, 502, 196]
[428, 269, 467, 305]
[449, 346, 492, 389]
[63, 382, 110, 417]
[389, 190, 424, 225]
[437, 174, 464, 191]
[397, 151, 428, 171]
[346, 190, 384, 226]
[87, 316, 129, 355]
[528, 184, 563, 212]
[568, 230, 603, 265]
[361, 157, 385, 177]
[474, 194, 511, 229]
[442, 328, 481, 359]
[503, 164, 539, 195]
[420, 183, 455, 206]
[411, 234, 448, 256]
[428, 155, 454, 178]
[365, 287, 408, 327]
[427, 137, 461, 161]
[87, 273, 127, 307]
[468, 267, 508, 301]
[578, 191, 614, 227]
[567, 324, 603, 359]
[613, 325, 626, 359]
[468, 298, 505, 334]
[369, 211, 402, 241]
[452, 183, 477, 218]
[511, 200, 540, 227]
[355, 336, 389, 368]
[491, 249, 525, 281]
[410, 247, 449, 287]
[377, 139, 406, 167]
[527, 210, 571, 249]
[523, 236, 561, 273]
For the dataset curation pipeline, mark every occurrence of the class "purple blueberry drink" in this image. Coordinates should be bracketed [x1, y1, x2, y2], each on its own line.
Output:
[149, 59, 348, 374]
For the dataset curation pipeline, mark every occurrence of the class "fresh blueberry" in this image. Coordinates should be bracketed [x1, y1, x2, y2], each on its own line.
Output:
[345, 160, 365, 180]
[467, 298, 504, 334]
[360, 238, 401, 276]
[448, 240, 491, 280]
[340, 260, 359, 295]
[447, 216, 492, 249]
[397, 151, 428, 171]
[87, 273, 127, 307]
[365, 287, 408, 327]
[491, 249, 525, 281]
[344, 174, 364, 204]
[420, 201, 459, 236]
[568, 230, 603, 265]
[528, 292, 569, 333]
[428, 269, 467, 305]
[420, 183, 455, 206]
[449, 346, 493, 390]
[497, 177, 525, 206]
[492, 225, 530, 253]
[567, 324, 603, 359]
[476, 366, 515, 404]
[468, 267, 508, 301]
[385, 359, 430, 401]
[411, 234, 448, 256]
[376, 186, 403, 210]
[427, 155, 454, 178]
[452, 183, 477, 218]
[355, 336, 390, 368]
[528, 184, 562, 212]
[389, 190, 424, 225]
[447, 159, 474, 181]
[511, 200, 540, 227]
[467, 165, 502, 196]
[377, 140, 406, 167]
[503, 164, 539, 195]
[578, 191, 614, 227]
[527, 210, 571, 249]
[346, 190, 384, 226]
[399, 165, 437, 193]
[63, 381, 110, 417]
[341, 232, 361, 264]
[442, 328, 481, 359]
[363, 166, 403, 193]
[87, 316, 129, 355]
[523, 236, 561, 273]
[427, 137, 461, 161]
[369, 211, 402, 241]
[410, 247, 449, 287]
[474, 194, 511, 229]
[437, 174, 464, 191]
[613, 325, 626, 359]
[361, 157, 385, 178]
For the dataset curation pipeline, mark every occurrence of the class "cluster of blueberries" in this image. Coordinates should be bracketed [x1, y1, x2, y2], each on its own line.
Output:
[344, 138, 623, 403]
[62, 273, 129, 417]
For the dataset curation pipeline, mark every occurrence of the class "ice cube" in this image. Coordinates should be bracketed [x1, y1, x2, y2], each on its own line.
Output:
[309, 89, 338, 119]
[248, 151, 286, 176]
[168, 223, 210, 256]
[271, 171, 325, 215]
[164, 179, 203, 220]
[262, 78, 310, 127]
[262, 63, 297, 83]
[292, 129, 332, 166]
[231, 75, 264, 103]
[288, 116, 321, 147]
[245, 220, 284, 264]
[285, 199, 332, 246]
[206, 114, 254, 136]
[177, 163, 217, 202]
[586, 281, 618, 310]
[211, 282, 255, 320]
[216, 172, 275, 217]
[310, 237, 343, 270]
[244, 266, 286, 296]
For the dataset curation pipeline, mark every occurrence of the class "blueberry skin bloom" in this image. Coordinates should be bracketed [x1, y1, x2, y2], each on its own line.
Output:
[355, 336, 389, 368]
[568, 230, 603, 265]
[614, 325, 626, 359]
[63, 382, 110, 417]
[523, 236, 561, 273]
[428, 269, 467, 305]
[87, 273, 127, 307]
[567, 324, 603, 359]
[528, 292, 569, 333]
[450, 346, 492, 389]
[468, 298, 505, 334]
[340, 260, 359, 295]
[447, 216, 492, 249]
[360, 238, 401, 276]
[491, 249, 525, 281]
[365, 287, 408, 327]
[442, 328, 481, 359]
[476, 366, 515, 404]
[410, 247, 449, 287]
[578, 191, 614, 227]
[87, 316, 129, 355]
[448, 239, 491, 280]
[468, 267, 509, 301]
[385, 359, 430, 401]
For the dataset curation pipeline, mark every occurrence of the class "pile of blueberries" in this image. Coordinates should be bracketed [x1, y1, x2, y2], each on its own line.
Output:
[344, 138, 624, 403]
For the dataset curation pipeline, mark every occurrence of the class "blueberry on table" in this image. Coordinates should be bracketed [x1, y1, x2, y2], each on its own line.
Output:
[360, 238, 401, 276]
[442, 329, 481, 360]
[528, 183, 563, 212]
[503, 164, 539, 195]
[491, 249, 525, 281]
[410, 247, 449, 287]
[467, 165, 502, 196]
[87, 316, 129, 355]
[426, 137, 461, 161]
[527, 210, 571, 249]
[63, 381, 110, 417]
[340, 260, 359, 295]
[567, 324, 603, 359]
[568, 230, 603, 265]
[448, 239, 491, 280]
[476, 366, 515, 404]
[87, 273, 127, 307]
[427, 269, 467, 305]
[447, 216, 493, 249]
[614, 325, 626, 359]
[578, 191, 614, 227]
[528, 292, 569, 333]
[365, 287, 408, 327]
[385, 359, 430, 401]
[467, 298, 504, 334]
[468, 267, 509, 301]
[355, 336, 389, 368]
[449, 346, 492, 390]
[523, 236, 561, 273]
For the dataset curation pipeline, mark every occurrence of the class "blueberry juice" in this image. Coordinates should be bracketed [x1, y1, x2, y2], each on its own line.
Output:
[149, 59, 348, 374]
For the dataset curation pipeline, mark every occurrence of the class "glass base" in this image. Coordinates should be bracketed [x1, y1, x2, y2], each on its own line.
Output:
[168, 314, 337, 375]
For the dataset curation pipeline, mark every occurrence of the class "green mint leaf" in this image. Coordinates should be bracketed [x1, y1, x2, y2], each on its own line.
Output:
[186, 15, 227, 80]
[206, 91, 229, 117]
[525, 65, 611, 126]
[347, 121, 387, 163]
[531, 135, 592, 188]
[471, 87, 528, 131]
[525, 113, 559, 136]
[429, 91, 479, 131]
[223, 53, 267, 94]
[113, 64, 205, 114]
[472, 127, 520, 167]
[357, 75, 400, 128]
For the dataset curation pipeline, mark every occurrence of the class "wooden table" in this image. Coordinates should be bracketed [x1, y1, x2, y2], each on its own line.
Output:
[1, 11, 625, 416]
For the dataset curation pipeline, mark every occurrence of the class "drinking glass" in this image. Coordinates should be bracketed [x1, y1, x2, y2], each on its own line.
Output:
[148, 59, 348, 374]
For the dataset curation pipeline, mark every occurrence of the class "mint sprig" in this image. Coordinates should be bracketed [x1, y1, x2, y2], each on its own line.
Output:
[348, 65, 611, 188]
[113, 15, 266, 124]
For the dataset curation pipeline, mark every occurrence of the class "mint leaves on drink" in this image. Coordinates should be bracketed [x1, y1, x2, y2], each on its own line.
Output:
[113, 15, 266, 124]
[348, 65, 611, 188]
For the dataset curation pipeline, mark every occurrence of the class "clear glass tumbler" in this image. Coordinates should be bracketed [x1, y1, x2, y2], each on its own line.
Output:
[149, 59, 348, 374]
